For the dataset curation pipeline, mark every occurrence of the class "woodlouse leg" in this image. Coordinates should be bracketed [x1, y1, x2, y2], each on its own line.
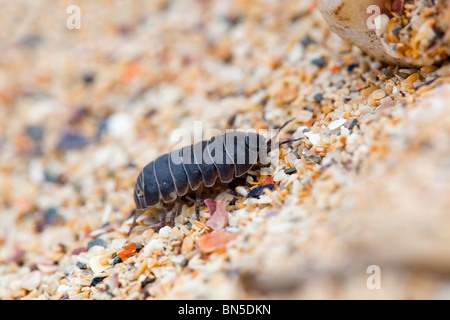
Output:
[159, 208, 167, 227]
[226, 188, 241, 197]
[138, 208, 167, 232]
[127, 209, 139, 237]
[136, 208, 167, 232]
[141, 207, 167, 231]
[127, 208, 165, 236]
[195, 187, 202, 221]
[170, 201, 181, 227]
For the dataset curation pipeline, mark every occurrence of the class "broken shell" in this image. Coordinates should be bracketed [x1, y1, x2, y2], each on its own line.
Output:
[316, 0, 450, 67]
[88, 255, 111, 274]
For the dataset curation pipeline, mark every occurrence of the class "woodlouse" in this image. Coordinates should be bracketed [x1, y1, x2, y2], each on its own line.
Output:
[129, 119, 298, 234]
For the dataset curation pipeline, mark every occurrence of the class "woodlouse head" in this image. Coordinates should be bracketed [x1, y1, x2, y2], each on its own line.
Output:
[244, 131, 270, 166]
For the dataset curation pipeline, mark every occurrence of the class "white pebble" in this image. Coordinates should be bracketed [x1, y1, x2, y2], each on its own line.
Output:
[244, 195, 273, 205]
[235, 186, 248, 197]
[144, 239, 164, 253]
[379, 96, 394, 109]
[108, 239, 127, 250]
[273, 170, 287, 182]
[293, 126, 309, 139]
[159, 226, 172, 238]
[76, 256, 89, 265]
[88, 255, 110, 274]
[29, 159, 44, 184]
[304, 132, 321, 145]
[56, 284, 70, 294]
[106, 112, 134, 139]
[340, 126, 350, 137]
[236, 208, 249, 218]
[21, 271, 41, 291]
[328, 118, 347, 131]
[171, 254, 186, 264]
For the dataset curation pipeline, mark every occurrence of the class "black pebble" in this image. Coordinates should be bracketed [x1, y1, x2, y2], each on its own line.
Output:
[284, 168, 298, 175]
[112, 256, 123, 266]
[82, 72, 96, 85]
[87, 238, 106, 250]
[311, 57, 327, 68]
[313, 93, 324, 102]
[347, 63, 359, 73]
[57, 131, 90, 150]
[300, 35, 314, 47]
[90, 276, 105, 287]
[247, 184, 275, 198]
[141, 277, 156, 288]
[435, 28, 445, 38]
[180, 260, 188, 267]
[346, 119, 358, 130]
[44, 207, 59, 224]
[392, 27, 402, 36]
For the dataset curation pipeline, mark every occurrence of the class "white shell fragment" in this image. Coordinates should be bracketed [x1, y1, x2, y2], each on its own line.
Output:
[328, 118, 347, 131]
[304, 132, 321, 146]
[88, 255, 111, 274]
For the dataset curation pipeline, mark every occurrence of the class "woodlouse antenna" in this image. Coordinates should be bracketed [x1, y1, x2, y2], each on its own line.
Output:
[266, 118, 295, 147]
[275, 137, 302, 148]
[266, 118, 299, 153]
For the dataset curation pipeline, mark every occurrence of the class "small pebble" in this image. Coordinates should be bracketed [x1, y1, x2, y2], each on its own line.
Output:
[297, 110, 314, 122]
[371, 89, 387, 100]
[21, 271, 41, 291]
[304, 132, 321, 145]
[89, 255, 110, 274]
[284, 168, 298, 175]
[180, 236, 194, 255]
[235, 186, 248, 197]
[112, 256, 123, 266]
[328, 119, 347, 131]
[57, 130, 90, 150]
[273, 170, 287, 182]
[247, 185, 275, 198]
[90, 276, 105, 287]
[313, 92, 324, 101]
[345, 119, 358, 130]
[144, 239, 164, 253]
[159, 226, 172, 238]
[311, 57, 327, 68]
[87, 238, 106, 250]
[106, 113, 134, 139]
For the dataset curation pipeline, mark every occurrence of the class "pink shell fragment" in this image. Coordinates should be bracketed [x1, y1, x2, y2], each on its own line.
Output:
[392, 0, 405, 15]
[206, 200, 228, 230]
[204, 198, 217, 215]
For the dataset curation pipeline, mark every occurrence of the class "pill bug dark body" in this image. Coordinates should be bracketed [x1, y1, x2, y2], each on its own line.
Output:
[130, 120, 296, 233]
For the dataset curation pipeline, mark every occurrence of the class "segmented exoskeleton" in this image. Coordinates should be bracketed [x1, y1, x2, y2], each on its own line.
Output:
[129, 119, 297, 234]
